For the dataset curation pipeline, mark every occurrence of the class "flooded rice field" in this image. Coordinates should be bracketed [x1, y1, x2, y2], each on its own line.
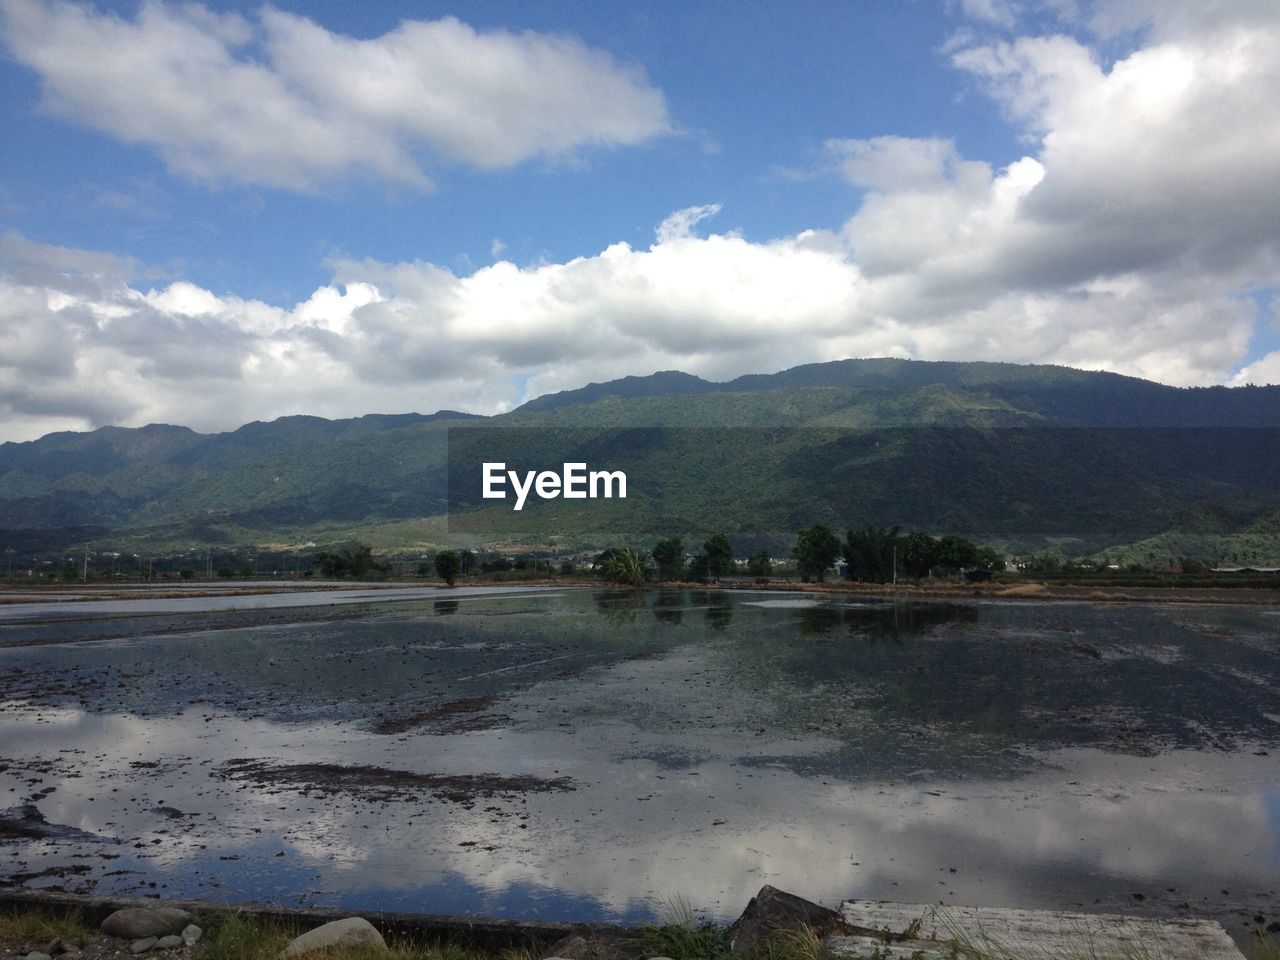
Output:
[1, 587, 1279, 941]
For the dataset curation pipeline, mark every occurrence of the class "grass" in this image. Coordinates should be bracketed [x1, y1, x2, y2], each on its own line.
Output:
[195, 912, 295, 960]
[0, 907, 95, 949]
[753, 924, 824, 960]
[640, 897, 734, 960]
[1249, 931, 1280, 960]
[192, 912, 540, 960]
[3, 903, 1270, 960]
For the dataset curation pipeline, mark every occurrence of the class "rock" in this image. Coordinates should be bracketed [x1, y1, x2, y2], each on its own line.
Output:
[130, 939, 157, 955]
[180, 925, 202, 947]
[102, 908, 193, 940]
[25, 952, 52, 960]
[155, 937, 182, 950]
[727, 885, 854, 958]
[44, 938, 72, 955]
[279, 918, 386, 958]
[540, 929, 648, 960]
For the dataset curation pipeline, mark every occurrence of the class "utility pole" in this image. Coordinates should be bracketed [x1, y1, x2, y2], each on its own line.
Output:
[82, 543, 89, 582]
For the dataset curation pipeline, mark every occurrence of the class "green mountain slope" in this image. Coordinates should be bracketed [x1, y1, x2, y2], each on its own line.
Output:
[2, 358, 1280, 554]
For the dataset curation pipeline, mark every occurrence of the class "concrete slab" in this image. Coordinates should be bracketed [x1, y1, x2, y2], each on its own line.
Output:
[824, 901, 1245, 960]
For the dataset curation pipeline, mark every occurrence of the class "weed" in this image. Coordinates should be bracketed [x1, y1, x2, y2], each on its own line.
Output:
[0, 907, 93, 949]
[1249, 932, 1280, 960]
[641, 896, 733, 960]
[755, 923, 825, 960]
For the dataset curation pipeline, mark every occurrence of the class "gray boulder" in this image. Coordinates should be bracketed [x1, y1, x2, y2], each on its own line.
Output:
[130, 938, 157, 955]
[279, 918, 387, 958]
[727, 885, 854, 957]
[25, 952, 52, 960]
[155, 936, 183, 950]
[180, 925, 203, 947]
[102, 908, 193, 940]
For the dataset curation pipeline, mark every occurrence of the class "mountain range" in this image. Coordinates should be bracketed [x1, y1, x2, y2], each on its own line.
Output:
[3, 358, 1280, 561]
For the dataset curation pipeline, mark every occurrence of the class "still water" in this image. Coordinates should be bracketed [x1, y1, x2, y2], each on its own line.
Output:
[1, 588, 1278, 939]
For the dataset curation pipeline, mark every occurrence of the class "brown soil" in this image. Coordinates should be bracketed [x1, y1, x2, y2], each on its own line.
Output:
[370, 695, 511, 735]
[216, 758, 575, 805]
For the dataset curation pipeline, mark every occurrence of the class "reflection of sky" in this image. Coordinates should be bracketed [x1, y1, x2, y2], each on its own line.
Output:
[1265, 790, 1280, 862]
[2, 591, 1279, 939]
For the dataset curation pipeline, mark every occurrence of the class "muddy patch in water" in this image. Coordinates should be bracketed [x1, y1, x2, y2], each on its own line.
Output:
[0, 803, 102, 842]
[370, 695, 511, 735]
[217, 758, 574, 805]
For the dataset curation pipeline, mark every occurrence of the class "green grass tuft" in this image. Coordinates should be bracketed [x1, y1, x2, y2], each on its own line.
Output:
[1249, 932, 1280, 960]
[0, 907, 94, 949]
[641, 896, 733, 960]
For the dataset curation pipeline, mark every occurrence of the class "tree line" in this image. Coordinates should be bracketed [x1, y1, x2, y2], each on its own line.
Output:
[589, 525, 1004, 587]
[316, 525, 1004, 587]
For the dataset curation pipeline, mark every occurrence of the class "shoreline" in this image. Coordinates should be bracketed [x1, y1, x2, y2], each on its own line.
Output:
[2, 577, 1278, 609]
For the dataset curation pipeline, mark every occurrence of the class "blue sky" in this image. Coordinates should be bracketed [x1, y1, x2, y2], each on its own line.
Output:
[2, 0, 1280, 440]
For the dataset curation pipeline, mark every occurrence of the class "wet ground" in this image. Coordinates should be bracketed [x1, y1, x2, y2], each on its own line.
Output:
[1, 588, 1278, 943]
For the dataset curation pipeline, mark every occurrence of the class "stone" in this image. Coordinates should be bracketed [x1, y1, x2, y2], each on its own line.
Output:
[278, 918, 386, 958]
[540, 929, 648, 960]
[25, 952, 52, 960]
[180, 925, 202, 947]
[102, 908, 193, 940]
[130, 939, 157, 955]
[728, 885, 854, 958]
[154, 937, 182, 950]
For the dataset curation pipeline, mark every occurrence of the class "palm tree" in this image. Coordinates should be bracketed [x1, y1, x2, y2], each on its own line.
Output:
[597, 548, 647, 587]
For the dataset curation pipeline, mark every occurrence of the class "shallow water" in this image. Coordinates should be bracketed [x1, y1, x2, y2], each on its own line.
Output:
[1, 588, 1278, 940]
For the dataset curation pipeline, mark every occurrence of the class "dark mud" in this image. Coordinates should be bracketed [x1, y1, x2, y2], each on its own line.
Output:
[370, 695, 512, 735]
[0, 804, 101, 842]
[217, 758, 575, 805]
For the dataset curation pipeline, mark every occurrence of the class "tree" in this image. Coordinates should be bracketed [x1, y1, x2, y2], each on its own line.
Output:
[314, 544, 385, 579]
[747, 550, 772, 577]
[687, 553, 710, 582]
[597, 547, 647, 587]
[794, 524, 841, 582]
[349, 544, 378, 578]
[974, 545, 1006, 572]
[435, 550, 461, 586]
[901, 530, 938, 579]
[935, 534, 978, 572]
[843, 524, 901, 582]
[704, 533, 734, 579]
[652, 537, 686, 581]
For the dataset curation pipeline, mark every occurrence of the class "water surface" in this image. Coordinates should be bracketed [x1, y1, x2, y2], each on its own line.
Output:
[2, 588, 1278, 941]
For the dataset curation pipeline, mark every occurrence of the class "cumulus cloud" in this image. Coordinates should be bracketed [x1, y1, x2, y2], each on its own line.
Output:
[0, 0, 672, 190]
[654, 203, 723, 244]
[3, 0, 1280, 442]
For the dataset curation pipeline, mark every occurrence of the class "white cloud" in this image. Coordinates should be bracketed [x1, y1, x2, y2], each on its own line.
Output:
[956, 0, 1021, 29]
[4, 1, 1280, 442]
[654, 203, 723, 244]
[0, 0, 672, 191]
[1232, 351, 1280, 388]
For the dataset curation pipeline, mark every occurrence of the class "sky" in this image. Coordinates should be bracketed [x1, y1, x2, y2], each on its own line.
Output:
[1, 0, 1280, 442]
